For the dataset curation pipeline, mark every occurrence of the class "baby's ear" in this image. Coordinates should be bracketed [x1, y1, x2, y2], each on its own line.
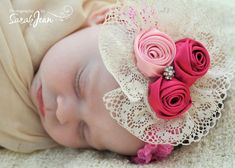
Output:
[85, 6, 109, 26]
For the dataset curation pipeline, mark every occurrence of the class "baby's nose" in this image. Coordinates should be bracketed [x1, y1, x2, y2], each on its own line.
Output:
[56, 96, 77, 125]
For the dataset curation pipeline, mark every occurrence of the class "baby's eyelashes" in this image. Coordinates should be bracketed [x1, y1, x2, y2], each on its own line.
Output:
[75, 68, 84, 98]
[79, 121, 86, 141]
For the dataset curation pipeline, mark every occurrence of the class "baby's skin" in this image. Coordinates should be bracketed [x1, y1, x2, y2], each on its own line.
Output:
[30, 25, 145, 155]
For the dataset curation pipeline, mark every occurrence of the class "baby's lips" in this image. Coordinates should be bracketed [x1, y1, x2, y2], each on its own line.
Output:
[36, 85, 45, 117]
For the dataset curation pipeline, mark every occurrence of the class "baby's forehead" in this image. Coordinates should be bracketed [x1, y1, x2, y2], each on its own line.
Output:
[66, 25, 102, 44]
[48, 25, 102, 61]
[64, 27, 120, 96]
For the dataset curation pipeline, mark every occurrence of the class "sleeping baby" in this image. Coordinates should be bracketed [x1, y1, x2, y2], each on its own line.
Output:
[1, 0, 234, 165]
[30, 24, 145, 155]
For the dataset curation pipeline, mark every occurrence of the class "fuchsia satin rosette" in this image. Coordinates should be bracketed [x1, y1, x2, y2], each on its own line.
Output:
[148, 77, 192, 120]
[133, 28, 176, 78]
[174, 38, 211, 86]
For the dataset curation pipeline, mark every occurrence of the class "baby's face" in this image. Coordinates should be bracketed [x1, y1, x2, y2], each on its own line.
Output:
[30, 25, 144, 155]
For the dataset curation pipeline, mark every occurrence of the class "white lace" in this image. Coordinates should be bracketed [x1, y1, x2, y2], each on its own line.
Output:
[98, 0, 235, 146]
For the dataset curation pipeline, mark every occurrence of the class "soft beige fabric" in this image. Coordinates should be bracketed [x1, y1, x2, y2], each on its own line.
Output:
[0, 0, 234, 168]
[0, 0, 115, 153]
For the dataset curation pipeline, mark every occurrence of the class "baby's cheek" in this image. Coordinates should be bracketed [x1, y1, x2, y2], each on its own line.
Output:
[110, 137, 145, 155]
[101, 124, 145, 155]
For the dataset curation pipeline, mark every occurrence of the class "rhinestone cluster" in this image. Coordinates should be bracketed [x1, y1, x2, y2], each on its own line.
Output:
[163, 66, 175, 80]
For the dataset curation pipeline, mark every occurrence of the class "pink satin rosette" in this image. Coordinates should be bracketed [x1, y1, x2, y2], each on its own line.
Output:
[134, 28, 176, 78]
[148, 77, 192, 120]
[174, 38, 210, 86]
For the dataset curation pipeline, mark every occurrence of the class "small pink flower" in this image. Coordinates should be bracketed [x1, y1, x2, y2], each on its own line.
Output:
[133, 28, 176, 78]
[174, 38, 210, 86]
[148, 77, 192, 120]
[131, 144, 174, 164]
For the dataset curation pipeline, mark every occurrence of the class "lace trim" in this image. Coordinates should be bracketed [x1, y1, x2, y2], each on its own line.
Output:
[99, 0, 235, 145]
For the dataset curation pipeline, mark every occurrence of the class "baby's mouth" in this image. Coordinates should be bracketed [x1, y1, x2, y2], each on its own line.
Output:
[37, 85, 45, 117]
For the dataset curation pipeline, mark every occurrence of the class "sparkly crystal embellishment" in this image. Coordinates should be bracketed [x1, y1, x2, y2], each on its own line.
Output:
[163, 66, 175, 80]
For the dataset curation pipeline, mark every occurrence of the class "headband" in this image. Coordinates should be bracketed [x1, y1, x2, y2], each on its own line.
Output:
[98, 0, 235, 162]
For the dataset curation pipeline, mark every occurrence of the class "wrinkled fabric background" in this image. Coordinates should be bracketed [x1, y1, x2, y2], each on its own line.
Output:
[0, 0, 234, 167]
